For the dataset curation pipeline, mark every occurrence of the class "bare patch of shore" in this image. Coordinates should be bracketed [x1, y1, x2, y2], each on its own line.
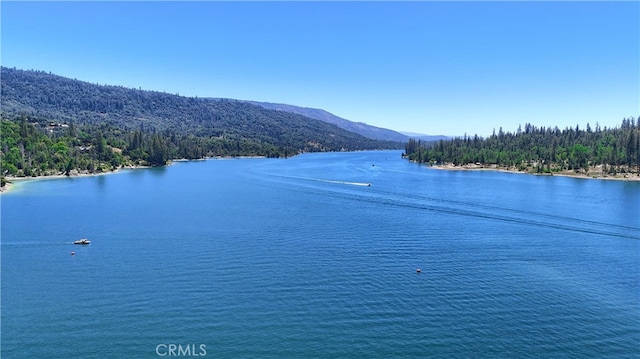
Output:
[429, 163, 640, 181]
[0, 182, 13, 193]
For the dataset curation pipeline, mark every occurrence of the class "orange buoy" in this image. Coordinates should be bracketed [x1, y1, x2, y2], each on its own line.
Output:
[71, 251, 76, 256]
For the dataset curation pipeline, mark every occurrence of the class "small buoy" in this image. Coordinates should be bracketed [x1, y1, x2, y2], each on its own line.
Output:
[416, 268, 421, 273]
[71, 251, 75, 256]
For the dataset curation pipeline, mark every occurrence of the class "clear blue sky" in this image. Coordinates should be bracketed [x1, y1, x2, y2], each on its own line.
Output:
[2, 1, 638, 136]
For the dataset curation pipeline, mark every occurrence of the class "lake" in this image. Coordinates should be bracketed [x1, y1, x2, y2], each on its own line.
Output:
[2, 150, 639, 358]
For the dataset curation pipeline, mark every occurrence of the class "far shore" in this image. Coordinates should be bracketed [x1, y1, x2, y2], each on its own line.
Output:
[0, 156, 273, 194]
[173, 155, 268, 161]
[427, 162, 640, 181]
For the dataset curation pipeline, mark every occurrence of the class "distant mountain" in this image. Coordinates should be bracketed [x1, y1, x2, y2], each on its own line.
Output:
[248, 101, 409, 143]
[0, 67, 401, 155]
[400, 132, 450, 142]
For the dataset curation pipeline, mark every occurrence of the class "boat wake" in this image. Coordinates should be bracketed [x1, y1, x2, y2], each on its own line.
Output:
[285, 181, 640, 241]
[265, 174, 371, 187]
[320, 179, 371, 187]
[259, 171, 638, 240]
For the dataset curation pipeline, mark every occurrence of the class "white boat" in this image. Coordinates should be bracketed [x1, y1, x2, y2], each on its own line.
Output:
[73, 238, 91, 245]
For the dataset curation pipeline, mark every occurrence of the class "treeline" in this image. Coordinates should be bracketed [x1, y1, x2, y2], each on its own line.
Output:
[1, 67, 400, 153]
[1, 117, 120, 184]
[0, 113, 308, 184]
[404, 119, 640, 175]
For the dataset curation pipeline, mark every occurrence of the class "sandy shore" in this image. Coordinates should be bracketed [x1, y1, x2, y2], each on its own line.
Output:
[429, 163, 640, 181]
[0, 165, 151, 194]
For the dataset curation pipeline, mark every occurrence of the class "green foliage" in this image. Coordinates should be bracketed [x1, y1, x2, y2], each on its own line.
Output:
[0, 66, 403, 184]
[404, 119, 640, 175]
[1, 67, 399, 159]
[1, 116, 128, 178]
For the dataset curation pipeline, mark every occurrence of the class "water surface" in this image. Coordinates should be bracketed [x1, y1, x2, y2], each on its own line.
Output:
[2, 151, 639, 358]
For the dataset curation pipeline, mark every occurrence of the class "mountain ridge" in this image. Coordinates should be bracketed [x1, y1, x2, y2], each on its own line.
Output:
[0, 67, 402, 155]
[246, 101, 410, 142]
[399, 132, 450, 142]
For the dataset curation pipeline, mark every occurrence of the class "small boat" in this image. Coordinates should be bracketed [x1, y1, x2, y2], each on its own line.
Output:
[73, 238, 91, 245]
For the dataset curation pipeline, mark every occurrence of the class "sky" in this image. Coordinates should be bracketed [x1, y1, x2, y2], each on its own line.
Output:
[1, 1, 638, 136]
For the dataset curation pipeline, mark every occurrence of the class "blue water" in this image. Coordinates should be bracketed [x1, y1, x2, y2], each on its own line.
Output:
[2, 150, 639, 358]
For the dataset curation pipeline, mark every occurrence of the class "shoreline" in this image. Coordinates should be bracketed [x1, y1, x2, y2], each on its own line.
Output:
[427, 163, 640, 181]
[172, 155, 268, 162]
[4, 157, 638, 195]
[0, 156, 271, 194]
[0, 165, 151, 194]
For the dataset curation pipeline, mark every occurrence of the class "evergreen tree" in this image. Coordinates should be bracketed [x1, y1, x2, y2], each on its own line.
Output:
[403, 118, 639, 176]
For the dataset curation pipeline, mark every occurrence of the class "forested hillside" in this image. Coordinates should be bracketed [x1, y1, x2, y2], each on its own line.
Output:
[404, 120, 640, 177]
[1, 67, 399, 152]
[0, 67, 401, 184]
